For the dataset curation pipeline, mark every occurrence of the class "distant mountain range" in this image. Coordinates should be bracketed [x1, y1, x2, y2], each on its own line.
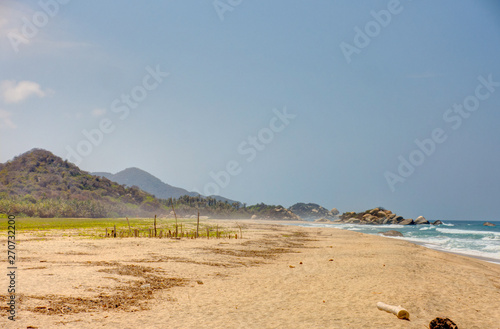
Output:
[92, 168, 239, 205]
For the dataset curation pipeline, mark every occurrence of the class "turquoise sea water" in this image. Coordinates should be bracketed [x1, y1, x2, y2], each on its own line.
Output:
[288, 220, 500, 264]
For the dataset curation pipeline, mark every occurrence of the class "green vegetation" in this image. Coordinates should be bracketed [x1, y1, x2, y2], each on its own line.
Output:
[0, 217, 238, 240]
[0, 217, 155, 231]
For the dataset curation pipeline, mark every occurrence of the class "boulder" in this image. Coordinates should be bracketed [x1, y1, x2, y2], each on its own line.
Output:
[483, 222, 496, 227]
[429, 317, 458, 329]
[376, 211, 386, 218]
[380, 230, 403, 237]
[314, 218, 330, 223]
[415, 216, 430, 225]
[348, 218, 360, 224]
[400, 218, 415, 225]
[432, 220, 443, 225]
[393, 216, 404, 222]
[330, 208, 340, 216]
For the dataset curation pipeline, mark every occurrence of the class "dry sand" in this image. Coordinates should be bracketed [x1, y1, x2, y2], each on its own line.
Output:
[1, 219, 499, 329]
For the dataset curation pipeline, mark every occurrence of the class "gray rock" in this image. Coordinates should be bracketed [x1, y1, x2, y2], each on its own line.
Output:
[432, 220, 443, 225]
[483, 222, 496, 227]
[400, 218, 415, 225]
[379, 230, 404, 237]
[314, 218, 330, 223]
[415, 216, 430, 225]
[330, 208, 340, 216]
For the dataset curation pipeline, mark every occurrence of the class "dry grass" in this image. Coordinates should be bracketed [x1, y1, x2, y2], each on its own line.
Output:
[1, 262, 187, 316]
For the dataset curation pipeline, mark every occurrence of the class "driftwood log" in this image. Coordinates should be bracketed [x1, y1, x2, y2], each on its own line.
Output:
[376, 302, 410, 320]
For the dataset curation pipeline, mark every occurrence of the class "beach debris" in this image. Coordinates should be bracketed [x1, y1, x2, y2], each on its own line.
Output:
[328, 259, 334, 261]
[379, 230, 403, 237]
[140, 284, 151, 289]
[376, 302, 410, 320]
[289, 265, 295, 268]
[483, 222, 496, 227]
[429, 317, 458, 329]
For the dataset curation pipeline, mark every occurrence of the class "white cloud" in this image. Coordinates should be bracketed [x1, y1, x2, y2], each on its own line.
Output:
[0, 80, 47, 104]
[91, 108, 107, 117]
[0, 109, 17, 129]
[0, 0, 91, 55]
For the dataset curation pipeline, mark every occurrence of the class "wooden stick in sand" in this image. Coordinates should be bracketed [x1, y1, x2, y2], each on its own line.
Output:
[126, 217, 131, 237]
[154, 215, 157, 237]
[171, 198, 178, 238]
[376, 302, 410, 320]
[196, 211, 200, 239]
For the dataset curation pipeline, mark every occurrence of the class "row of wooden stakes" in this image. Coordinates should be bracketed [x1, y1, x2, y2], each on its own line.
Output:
[104, 212, 242, 239]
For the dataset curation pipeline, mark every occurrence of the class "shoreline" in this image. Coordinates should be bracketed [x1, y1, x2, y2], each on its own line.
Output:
[1, 219, 499, 328]
[266, 219, 500, 266]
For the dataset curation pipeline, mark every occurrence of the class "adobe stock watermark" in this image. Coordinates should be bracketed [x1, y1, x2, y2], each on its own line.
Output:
[7, 0, 71, 53]
[65, 65, 169, 166]
[384, 74, 499, 192]
[213, 0, 243, 21]
[340, 0, 411, 64]
[193, 107, 296, 196]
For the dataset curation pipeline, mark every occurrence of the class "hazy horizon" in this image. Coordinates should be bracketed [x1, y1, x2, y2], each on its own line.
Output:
[1, 1, 500, 221]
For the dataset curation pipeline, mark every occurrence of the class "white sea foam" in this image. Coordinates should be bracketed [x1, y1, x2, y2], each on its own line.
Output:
[436, 228, 500, 236]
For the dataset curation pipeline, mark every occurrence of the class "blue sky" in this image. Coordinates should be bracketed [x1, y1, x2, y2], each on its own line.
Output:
[1, 0, 500, 220]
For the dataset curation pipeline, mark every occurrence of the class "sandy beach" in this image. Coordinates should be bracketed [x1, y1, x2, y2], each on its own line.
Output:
[1, 220, 499, 329]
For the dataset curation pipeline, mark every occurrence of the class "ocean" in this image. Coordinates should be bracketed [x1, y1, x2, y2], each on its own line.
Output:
[287, 220, 500, 264]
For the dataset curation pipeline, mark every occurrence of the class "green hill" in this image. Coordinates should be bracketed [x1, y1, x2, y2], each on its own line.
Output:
[0, 149, 162, 218]
[0, 149, 301, 220]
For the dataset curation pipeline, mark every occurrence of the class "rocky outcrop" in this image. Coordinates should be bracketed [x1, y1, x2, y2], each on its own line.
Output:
[270, 207, 301, 220]
[432, 220, 443, 225]
[314, 218, 331, 223]
[288, 203, 338, 220]
[334, 208, 430, 225]
[379, 230, 404, 237]
[483, 222, 496, 227]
